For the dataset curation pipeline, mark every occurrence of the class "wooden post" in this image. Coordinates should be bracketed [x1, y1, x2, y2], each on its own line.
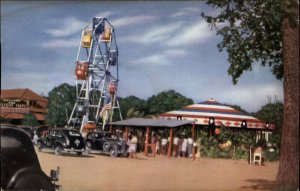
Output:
[192, 122, 196, 161]
[144, 127, 150, 155]
[125, 127, 129, 141]
[168, 128, 173, 159]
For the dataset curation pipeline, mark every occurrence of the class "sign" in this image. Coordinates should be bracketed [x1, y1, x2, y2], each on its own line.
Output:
[0, 99, 27, 108]
[0, 107, 29, 114]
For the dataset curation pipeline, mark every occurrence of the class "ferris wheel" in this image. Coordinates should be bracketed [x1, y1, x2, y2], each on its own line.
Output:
[68, 17, 122, 133]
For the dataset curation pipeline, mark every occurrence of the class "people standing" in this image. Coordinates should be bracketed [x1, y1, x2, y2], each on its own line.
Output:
[181, 135, 188, 157]
[187, 135, 194, 158]
[173, 134, 179, 157]
[161, 136, 168, 156]
[155, 137, 160, 155]
[128, 132, 138, 159]
[151, 133, 157, 154]
[177, 135, 183, 158]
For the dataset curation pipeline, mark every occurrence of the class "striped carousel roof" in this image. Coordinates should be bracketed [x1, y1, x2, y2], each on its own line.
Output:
[160, 98, 275, 130]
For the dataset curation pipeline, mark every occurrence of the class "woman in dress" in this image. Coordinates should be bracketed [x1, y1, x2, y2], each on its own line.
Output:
[128, 132, 138, 159]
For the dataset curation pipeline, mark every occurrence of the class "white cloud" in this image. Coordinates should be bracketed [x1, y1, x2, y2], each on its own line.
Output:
[131, 49, 188, 66]
[95, 11, 115, 19]
[166, 20, 215, 47]
[219, 83, 283, 112]
[165, 49, 188, 57]
[45, 17, 86, 37]
[133, 54, 169, 66]
[170, 7, 200, 17]
[40, 38, 79, 48]
[112, 15, 156, 28]
[121, 22, 183, 44]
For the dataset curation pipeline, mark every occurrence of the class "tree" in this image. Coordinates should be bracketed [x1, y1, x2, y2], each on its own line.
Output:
[46, 83, 76, 127]
[119, 96, 148, 119]
[202, 0, 299, 189]
[254, 102, 284, 153]
[147, 90, 193, 115]
[22, 113, 39, 126]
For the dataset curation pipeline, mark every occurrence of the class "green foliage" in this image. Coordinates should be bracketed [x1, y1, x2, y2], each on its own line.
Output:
[118, 90, 193, 119]
[253, 101, 283, 150]
[199, 125, 280, 161]
[22, 113, 39, 126]
[119, 96, 148, 119]
[202, 0, 284, 84]
[46, 83, 76, 127]
[147, 90, 193, 115]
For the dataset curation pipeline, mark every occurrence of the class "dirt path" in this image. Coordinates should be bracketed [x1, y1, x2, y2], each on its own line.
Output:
[37, 149, 279, 191]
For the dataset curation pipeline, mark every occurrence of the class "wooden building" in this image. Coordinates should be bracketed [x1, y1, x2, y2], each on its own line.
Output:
[0, 88, 48, 124]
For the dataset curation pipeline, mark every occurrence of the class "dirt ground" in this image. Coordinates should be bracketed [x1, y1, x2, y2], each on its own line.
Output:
[37, 149, 279, 191]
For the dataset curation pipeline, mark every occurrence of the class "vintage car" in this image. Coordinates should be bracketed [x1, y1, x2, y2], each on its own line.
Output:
[37, 128, 85, 156]
[1, 124, 60, 191]
[17, 125, 35, 140]
[85, 131, 127, 157]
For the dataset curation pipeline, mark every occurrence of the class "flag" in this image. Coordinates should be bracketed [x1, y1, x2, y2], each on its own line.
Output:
[99, 102, 112, 117]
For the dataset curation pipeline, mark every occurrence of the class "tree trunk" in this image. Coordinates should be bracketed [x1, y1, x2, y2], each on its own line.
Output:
[276, 2, 299, 189]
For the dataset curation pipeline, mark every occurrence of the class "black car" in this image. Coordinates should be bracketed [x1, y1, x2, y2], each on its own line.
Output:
[85, 131, 127, 157]
[37, 128, 85, 156]
[1, 124, 60, 191]
[17, 125, 35, 140]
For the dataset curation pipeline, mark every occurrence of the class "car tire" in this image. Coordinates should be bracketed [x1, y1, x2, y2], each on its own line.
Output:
[54, 145, 62, 156]
[7, 167, 55, 191]
[103, 142, 110, 152]
[85, 142, 91, 154]
[37, 142, 43, 152]
[110, 147, 118, 157]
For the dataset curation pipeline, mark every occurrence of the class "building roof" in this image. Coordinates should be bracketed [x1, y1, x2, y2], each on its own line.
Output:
[110, 117, 194, 128]
[160, 98, 275, 130]
[1, 88, 47, 102]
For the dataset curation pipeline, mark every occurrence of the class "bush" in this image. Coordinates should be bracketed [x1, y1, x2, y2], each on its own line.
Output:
[197, 127, 279, 161]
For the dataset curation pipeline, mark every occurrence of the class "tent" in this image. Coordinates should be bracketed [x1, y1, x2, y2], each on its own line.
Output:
[160, 98, 275, 130]
[110, 118, 195, 159]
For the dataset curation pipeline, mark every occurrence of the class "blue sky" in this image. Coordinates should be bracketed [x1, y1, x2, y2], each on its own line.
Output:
[1, 1, 283, 112]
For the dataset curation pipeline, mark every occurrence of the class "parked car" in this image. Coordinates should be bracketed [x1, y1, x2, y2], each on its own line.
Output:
[85, 131, 127, 157]
[1, 124, 60, 190]
[35, 125, 50, 138]
[37, 128, 85, 156]
[17, 125, 35, 140]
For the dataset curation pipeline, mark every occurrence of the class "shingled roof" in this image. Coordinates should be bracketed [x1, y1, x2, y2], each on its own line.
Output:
[1, 88, 47, 102]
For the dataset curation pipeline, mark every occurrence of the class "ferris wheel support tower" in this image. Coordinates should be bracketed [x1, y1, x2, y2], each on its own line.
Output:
[68, 17, 122, 132]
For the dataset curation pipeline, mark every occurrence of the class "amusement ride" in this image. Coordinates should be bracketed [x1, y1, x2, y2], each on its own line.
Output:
[68, 17, 122, 133]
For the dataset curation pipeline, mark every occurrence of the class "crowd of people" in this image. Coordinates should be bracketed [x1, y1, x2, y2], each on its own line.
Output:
[122, 129, 195, 159]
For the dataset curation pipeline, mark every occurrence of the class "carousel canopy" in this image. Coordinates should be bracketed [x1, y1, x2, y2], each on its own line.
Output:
[160, 98, 275, 130]
[110, 117, 194, 128]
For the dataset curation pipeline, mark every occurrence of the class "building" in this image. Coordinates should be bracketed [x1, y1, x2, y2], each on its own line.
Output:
[0, 88, 48, 124]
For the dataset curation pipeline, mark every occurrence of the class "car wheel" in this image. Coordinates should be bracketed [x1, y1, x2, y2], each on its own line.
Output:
[7, 168, 55, 191]
[76, 152, 82, 155]
[103, 142, 110, 152]
[110, 147, 118, 157]
[85, 142, 91, 154]
[37, 142, 43, 152]
[54, 145, 62, 156]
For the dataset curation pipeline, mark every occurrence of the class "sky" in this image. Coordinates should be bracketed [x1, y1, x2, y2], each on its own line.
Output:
[1, 1, 283, 112]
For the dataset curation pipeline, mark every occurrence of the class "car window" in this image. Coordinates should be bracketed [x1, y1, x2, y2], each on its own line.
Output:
[50, 130, 55, 136]
[56, 131, 63, 138]
[1, 136, 22, 148]
[88, 133, 95, 139]
[68, 131, 81, 137]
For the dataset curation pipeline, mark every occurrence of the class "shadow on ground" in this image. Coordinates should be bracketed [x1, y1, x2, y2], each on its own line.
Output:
[241, 179, 276, 191]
